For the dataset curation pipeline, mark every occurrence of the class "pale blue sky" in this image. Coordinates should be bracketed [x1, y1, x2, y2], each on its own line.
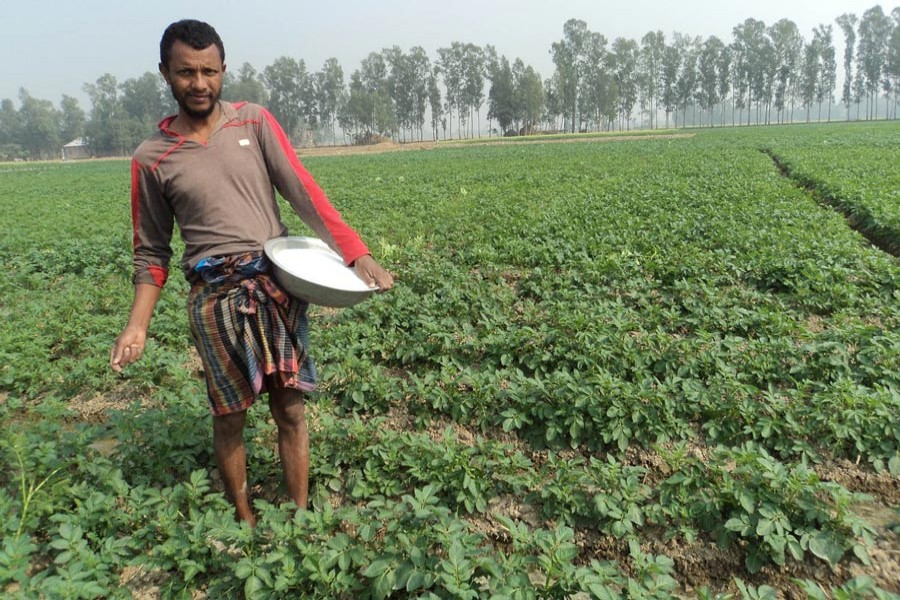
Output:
[1, 0, 890, 107]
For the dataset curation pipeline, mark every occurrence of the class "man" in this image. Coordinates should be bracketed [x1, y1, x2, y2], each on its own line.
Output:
[110, 19, 393, 526]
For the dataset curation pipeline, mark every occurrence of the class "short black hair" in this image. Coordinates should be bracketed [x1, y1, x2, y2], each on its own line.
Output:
[160, 19, 225, 68]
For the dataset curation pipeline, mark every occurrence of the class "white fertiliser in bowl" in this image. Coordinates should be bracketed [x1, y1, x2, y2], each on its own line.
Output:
[264, 237, 375, 307]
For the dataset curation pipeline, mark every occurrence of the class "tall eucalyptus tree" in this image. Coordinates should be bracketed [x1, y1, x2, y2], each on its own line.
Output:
[768, 19, 803, 123]
[639, 31, 665, 129]
[799, 38, 820, 121]
[888, 8, 900, 119]
[716, 44, 732, 125]
[836, 13, 859, 120]
[543, 73, 564, 131]
[437, 43, 463, 138]
[0, 98, 24, 160]
[857, 5, 893, 119]
[17, 90, 61, 159]
[383, 46, 411, 140]
[225, 63, 268, 106]
[487, 54, 516, 134]
[361, 52, 391, 134]
[551, 19, 589, 132]
[813, 25, 837, 121]
[579, 31, 612, 130]
[518, 63, 544, 134]
[59, 95, 85, 145]
[407, 47, 432, 141]
[460, 43, 486, 138]
[612, 37, 640, 130]
[732, 18, 768, 125]
[427, 67, 443, 140]
[315, 58, 344, 144]
[697, 36, 724, 126]
[121, 72, 170, 133]
[674, 36, 700, 126]
[83, 74, 131, 155]
[661, 35, 683, 127]
[264, 57, 313, 143]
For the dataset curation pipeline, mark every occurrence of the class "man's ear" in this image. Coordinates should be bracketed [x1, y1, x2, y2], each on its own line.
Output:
[159, 62, 170, 83]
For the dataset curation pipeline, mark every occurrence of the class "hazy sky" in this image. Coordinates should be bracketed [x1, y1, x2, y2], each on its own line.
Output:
[1, 0, 891, 107]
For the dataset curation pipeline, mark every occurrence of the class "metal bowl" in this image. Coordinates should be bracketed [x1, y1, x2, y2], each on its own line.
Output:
[264, 236, 376, 307]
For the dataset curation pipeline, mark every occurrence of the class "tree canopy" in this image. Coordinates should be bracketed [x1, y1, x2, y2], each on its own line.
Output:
[2, 4, 899, 159]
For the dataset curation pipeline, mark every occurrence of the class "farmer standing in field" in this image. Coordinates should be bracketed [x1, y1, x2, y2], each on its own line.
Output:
[109, 19, 393, 526]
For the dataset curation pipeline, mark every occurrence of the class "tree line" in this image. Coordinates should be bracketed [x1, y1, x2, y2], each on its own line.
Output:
[1, 5, 898, 160]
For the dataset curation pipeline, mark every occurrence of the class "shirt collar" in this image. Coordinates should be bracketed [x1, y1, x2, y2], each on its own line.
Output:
[157, 102, 236, 137]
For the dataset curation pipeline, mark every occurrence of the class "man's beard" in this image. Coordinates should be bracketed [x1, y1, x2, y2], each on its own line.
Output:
[172, 88, 220, 119]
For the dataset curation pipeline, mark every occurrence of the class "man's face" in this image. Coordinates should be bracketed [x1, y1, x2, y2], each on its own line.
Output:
[160, 39, 225, 120]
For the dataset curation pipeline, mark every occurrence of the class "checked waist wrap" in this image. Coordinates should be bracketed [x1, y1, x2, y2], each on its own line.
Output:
[188, 252, 316, 415]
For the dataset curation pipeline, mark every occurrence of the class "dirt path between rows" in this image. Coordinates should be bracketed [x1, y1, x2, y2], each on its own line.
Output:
[297, 133, 695, 158]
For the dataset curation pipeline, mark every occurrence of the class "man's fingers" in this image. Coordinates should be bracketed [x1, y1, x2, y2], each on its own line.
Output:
[375, 271, 394, 291]
[110, 341, 143, 372]
[353, 257, 393, 292]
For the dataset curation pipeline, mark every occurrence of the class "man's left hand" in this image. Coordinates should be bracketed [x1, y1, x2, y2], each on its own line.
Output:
[353, 254, 394, 292]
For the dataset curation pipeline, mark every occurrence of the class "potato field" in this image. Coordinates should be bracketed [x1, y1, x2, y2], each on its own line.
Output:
[1, 122, 898, 599]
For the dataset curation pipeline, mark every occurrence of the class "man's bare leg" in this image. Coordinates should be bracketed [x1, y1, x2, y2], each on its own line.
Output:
[212, 410, 256, 526]
[268, 384, 309, 510]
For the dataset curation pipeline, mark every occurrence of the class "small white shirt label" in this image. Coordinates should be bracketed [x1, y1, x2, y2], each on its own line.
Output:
[239, 139, 250, 147]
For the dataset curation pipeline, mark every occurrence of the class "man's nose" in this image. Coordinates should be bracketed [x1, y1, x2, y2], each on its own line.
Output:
[190, 72, 207, 89]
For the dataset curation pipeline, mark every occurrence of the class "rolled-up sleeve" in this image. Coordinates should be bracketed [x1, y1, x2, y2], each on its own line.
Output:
[131, 158, 173, 287]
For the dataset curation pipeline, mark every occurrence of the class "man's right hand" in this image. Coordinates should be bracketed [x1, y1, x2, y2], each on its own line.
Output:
[110, 326, 148, 372]
[110, 283, 163, 373]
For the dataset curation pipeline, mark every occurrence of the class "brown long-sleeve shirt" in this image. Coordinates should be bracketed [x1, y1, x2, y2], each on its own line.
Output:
[130, 101, 369, 287]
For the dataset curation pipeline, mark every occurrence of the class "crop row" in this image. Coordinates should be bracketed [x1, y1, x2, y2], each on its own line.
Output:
[758, 122, 900, 256]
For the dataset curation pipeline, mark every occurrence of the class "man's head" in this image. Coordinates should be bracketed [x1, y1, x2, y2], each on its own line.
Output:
[159, 19, 224, 70]
[159, 20, 226, 121]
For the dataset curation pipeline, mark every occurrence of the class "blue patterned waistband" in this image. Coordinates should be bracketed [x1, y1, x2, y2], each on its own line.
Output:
[194, 252, 270, 284]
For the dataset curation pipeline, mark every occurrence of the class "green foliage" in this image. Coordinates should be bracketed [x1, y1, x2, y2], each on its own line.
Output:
[2, 122, 899, 597]
[763, 124, 900, 255]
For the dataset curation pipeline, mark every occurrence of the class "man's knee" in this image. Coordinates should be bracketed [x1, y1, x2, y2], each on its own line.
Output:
[213, 410, 247, 439]
[269, 391, 306, 430]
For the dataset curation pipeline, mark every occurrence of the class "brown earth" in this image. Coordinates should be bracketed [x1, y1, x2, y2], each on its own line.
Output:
[297, 133, 695, 158]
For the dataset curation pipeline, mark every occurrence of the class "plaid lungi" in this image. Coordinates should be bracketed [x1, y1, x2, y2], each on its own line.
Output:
[187, 252, 316, 416]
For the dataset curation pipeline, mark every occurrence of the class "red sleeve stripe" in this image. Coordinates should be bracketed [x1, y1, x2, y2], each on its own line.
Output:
[149, 265, 168, 287]
[131, 159, 169, 288]
[131, 159, 141, 250]
[261, 109, 369, 265]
